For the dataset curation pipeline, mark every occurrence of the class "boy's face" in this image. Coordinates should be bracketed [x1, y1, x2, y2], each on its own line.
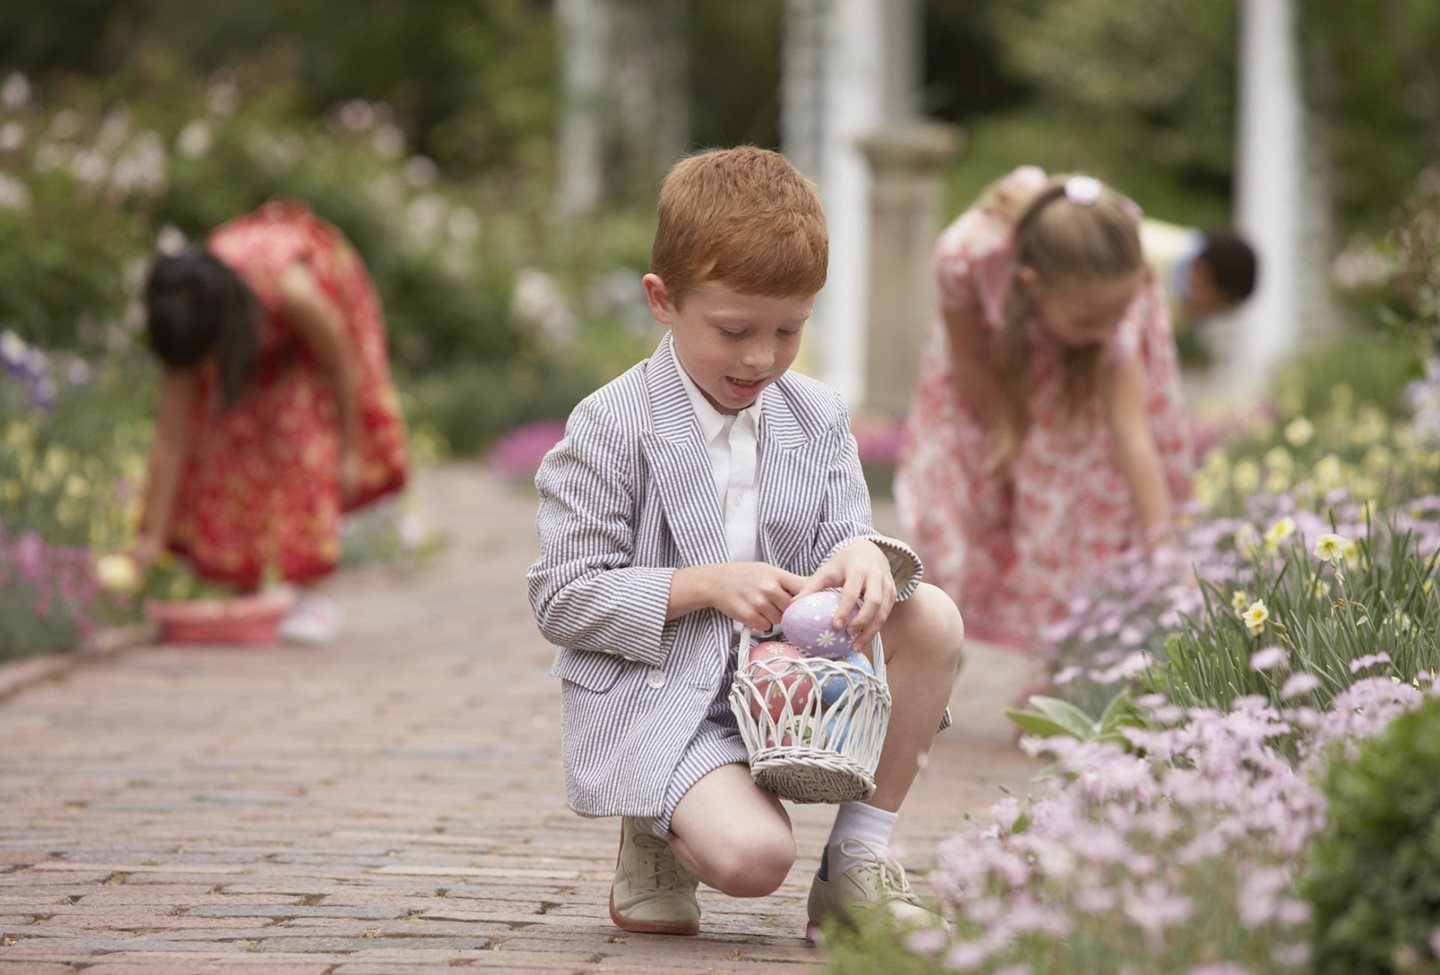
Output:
[1185, 258, 1237, 318]
[643, 275, 812, 415]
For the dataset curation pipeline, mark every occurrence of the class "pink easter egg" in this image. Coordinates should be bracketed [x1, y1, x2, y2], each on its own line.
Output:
[781, 589, 860, 659]
[747, 641, 815, 723]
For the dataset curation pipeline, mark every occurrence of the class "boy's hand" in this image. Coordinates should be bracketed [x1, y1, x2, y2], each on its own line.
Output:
[797, 540, 896, 650]
[669, 562, 807, 633]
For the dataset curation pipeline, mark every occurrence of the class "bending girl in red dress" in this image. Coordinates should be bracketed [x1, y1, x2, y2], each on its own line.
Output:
[133, 201, 409, 642]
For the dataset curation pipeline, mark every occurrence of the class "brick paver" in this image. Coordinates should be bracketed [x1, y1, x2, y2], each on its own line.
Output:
[0, 464, 1038, 974]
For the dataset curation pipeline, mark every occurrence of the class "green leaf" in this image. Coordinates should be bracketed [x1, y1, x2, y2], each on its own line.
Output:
[1027, 696, 1100, 740]
[1004, 709, 1072, 739]
[1097, 688, 1140, 732]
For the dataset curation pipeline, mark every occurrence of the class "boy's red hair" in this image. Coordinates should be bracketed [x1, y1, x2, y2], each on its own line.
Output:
[651, 146, 828, 307]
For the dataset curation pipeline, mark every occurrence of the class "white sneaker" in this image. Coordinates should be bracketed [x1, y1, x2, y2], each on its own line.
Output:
[279, 594, 342, 645]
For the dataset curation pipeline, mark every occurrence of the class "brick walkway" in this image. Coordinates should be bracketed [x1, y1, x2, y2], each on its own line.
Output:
[0, 464, 1038, 975]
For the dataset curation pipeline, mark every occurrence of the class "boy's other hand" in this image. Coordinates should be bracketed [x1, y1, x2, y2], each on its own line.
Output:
[797, 540, 896, 650]
[708, 562, 807, 633]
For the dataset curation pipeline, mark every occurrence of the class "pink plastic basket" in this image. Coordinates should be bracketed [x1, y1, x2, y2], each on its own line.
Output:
[144, 590, 296, 646]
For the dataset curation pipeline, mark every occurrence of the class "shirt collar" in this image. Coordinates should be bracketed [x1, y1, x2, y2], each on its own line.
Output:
[670, 338, 762, 441]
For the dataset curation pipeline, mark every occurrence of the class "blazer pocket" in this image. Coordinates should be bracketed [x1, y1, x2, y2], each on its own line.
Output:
[549, 648, 630, 692]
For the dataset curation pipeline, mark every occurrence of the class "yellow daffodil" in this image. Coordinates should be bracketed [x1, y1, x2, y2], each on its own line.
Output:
[1231, 589, 1251, 612]
[1314, 455, 1343, 492]
[1233, 460, 1261, 495]
[1234, 524, 1261, 557]
[1284, 416, 1314, 447]
[1264, 517, 1297, 552]
[1313, 533, 1348, 566]
[1243, 599, 1269, 635]
[1340, 537, 1361, 565]
[95, 553, 141, 594]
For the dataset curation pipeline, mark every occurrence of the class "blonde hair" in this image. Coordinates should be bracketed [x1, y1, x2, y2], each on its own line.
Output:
[980, 173, 1144, 466]
[651, 146, 828, 307]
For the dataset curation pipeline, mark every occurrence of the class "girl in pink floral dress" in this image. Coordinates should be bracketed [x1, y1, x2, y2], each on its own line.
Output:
[894, 167, 1192, 652]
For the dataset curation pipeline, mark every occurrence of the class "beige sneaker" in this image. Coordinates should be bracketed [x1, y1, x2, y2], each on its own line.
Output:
[608, 816, 700, 936]
[806, 838, 949, 941]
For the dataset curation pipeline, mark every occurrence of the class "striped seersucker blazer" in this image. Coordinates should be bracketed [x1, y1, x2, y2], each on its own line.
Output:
[526, 333, 924, 819]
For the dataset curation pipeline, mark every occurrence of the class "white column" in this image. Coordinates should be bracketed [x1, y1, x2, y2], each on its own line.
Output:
[557, 0, 610, 217]
[1233, 0, 1303, 393]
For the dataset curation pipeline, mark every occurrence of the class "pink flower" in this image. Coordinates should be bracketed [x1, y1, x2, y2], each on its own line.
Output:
[1349, 652, 1392, 674]
[1279, 672, 1321, 700]
[1250, 646, 1288, 672]
[904, 928, 949, 955]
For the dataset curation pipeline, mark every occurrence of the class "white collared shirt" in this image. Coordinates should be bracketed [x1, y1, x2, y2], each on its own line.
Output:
[671, 342, 761, 564]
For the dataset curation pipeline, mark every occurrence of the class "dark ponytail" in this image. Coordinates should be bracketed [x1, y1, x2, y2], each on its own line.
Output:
[143, 247, 260, 410]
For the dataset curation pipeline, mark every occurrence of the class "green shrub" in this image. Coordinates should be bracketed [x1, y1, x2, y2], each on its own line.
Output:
[1306, 695, 1440, 974]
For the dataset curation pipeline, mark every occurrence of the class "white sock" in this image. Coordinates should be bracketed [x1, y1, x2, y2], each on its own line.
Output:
[823, 802, 897, 877]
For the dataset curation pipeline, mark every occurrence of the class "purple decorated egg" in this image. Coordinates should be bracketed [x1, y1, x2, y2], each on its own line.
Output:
[781, 589, 859, 658]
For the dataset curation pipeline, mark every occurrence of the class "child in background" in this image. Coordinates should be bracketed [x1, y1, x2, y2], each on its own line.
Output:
[133, 200, 409, 642]
[895, 166, 1193, 652]
[1140, 218, 1260, 330]
[527, 146, 965, 940]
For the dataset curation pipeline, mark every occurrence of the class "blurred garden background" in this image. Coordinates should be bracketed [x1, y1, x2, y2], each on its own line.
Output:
[4, 0, 1440, 971]
[2, 0, 1437, 655]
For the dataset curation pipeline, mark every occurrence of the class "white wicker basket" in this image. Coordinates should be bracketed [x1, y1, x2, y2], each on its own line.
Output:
[728, 626, 892, 804]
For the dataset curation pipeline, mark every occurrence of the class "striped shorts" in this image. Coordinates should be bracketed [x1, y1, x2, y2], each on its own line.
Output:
[633, 685, 750, 839]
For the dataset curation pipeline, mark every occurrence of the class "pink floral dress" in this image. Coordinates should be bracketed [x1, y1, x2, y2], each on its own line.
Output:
[894, 171, 1193, 651]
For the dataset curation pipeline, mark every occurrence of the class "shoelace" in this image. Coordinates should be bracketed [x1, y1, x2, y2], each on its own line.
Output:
[631, 831, 689, 891]
[836, 837, 921, 905]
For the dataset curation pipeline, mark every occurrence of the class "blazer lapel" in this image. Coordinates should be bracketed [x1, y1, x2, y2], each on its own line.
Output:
[757, 383, 819, 570]
[640, 335, 731, 568]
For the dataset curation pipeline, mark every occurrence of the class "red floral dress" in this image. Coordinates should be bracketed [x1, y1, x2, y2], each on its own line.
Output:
[894, 171, 1193, 651]
[166, 201, 408, 589]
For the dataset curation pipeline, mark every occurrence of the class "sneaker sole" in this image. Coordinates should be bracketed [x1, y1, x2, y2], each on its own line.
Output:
[608, 885, 700, 937]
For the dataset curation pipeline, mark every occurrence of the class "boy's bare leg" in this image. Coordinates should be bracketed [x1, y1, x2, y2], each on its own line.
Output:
[870, 582, 965, 810]
[668, 763, 796, 898]
[804, 583, 964, 936]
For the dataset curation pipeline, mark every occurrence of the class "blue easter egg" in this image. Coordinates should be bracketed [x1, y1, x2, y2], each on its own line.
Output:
[819, 650, 875, 706]
[821, 710, 852, 751]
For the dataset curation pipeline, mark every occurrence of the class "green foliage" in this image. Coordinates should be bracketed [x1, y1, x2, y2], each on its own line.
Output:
[1270, 332, 1424, 422]
[823, 911, 945, 975]
[1006, 688, 1147, 746]
[941, 111, 1233, 242]
[0, 0, 558, 180]
[1299, 0, 1440, 235]
[405, 320, 651, 457]
[0, 582, 86, 663]
[1151, 528, 1440, 715]
[988, 0, 1239, 194]
[1306, 696, 1440, 974]
[1, 357, 154, 550]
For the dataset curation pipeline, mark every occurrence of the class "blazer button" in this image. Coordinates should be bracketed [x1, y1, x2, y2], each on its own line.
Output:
[646, 669, 666, 689]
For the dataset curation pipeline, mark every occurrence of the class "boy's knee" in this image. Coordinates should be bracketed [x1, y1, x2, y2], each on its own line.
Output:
[704, 829, 795, 897]
[897, 584, 966, 674]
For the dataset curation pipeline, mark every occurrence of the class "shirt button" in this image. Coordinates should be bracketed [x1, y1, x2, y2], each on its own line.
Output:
[646, 669, 666, 689]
